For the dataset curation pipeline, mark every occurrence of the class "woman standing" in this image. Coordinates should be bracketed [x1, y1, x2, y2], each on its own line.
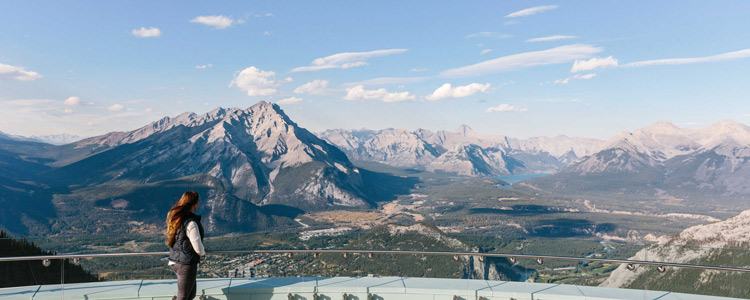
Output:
[165, 191, 206, 300]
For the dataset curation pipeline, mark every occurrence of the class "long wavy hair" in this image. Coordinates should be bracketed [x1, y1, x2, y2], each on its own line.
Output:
[165, 191, 200, 247]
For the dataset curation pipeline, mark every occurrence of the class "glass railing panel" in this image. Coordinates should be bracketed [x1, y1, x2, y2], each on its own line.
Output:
[4, 232, 750, 298]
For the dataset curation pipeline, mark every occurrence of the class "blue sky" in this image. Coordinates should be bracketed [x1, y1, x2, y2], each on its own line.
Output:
[1, 0, 749, 139]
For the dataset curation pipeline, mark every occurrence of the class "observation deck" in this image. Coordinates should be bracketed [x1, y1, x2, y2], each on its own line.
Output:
[1, 276, 745, 300]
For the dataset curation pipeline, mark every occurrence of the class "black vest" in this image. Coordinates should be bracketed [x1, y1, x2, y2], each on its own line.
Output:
[169, 212, 204, 265]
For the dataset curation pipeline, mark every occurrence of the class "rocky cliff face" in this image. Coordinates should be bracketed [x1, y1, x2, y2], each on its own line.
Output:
[601, 210, 750, 296]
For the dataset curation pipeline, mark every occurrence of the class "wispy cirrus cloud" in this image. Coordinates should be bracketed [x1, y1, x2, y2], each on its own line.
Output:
[107, 104, 125, 111]
[190, 15, 241, 29]
[554, 73, 597, 84]
[486, 104, 528, 112]
[0, 63, 43, 81]
[526, 35, 578, 42]
[426, 83, 491, 101]
[465, 32, 512, 39]
[506, 5, 558, 18]
[571, 56, 618, 72]
[439, 44, 602, 77]
[131, 27, 161, 38]
[291, 49, 407, 72]
[294, 79, 330, 94]
[195, 64, 213, 69]
[344, 76, 429, 86]
[623, 49, 750, 68]
[276, 97, 304, 105]
[344, 85, 415, 103]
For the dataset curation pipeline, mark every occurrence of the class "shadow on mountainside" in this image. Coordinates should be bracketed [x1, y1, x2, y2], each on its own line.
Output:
[468, 205, 559, 216]
[356, 167, 420, 203]
[530, 218, 617, 238]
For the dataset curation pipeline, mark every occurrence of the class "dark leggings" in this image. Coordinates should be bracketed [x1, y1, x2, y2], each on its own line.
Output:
[172, 263, 198, 300]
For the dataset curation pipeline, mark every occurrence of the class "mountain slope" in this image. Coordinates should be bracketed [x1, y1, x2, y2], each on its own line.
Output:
[0, 136, 57, 234]
[52, 174, 297, 234]
[601, 210, 750, 297]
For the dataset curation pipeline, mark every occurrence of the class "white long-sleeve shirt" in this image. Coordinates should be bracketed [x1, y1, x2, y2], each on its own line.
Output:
[168, 220, 205, 265]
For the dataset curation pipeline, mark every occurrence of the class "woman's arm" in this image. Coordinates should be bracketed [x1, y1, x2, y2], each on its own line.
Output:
[185, 221, 206, 256]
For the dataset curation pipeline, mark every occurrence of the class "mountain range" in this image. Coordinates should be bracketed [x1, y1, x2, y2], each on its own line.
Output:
[0, 130, 82, 145]
[5, 101, 750, 234]
[530, 120, 750, 205]
[318, 126, 604, 176]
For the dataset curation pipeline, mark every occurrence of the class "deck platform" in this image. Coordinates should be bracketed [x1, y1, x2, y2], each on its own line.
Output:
[0, 276, 745, 300]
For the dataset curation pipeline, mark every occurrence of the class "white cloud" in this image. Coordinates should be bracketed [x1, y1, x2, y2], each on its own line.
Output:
[64, 97, 81, 106]
[570, 98, 584, 103]
[526, 35, 579, 42]
[145, 107, 153, 113]
[486, 104, 528, 112]
[276, 97, 304, 105]
[190, 15, 238, 29]
[0, 63, 43, 81]
[439, 44, 602, 77]
[571, 56, 618, 72]
[506, 5, 558, 18]
[229, 66, 281, 96]
[291, 49, 407, 72]
[623, 49, 750, 68]
[294, 79, 330, 94]
[131, 27, 161, 38]
[426, 83, 491, 101]
[263, 31, 271, 36]
[410, 68, 428, 72]
[345, 76, 428, 86]
[195, 64, 213, 69]
[344, 85, 415, 103]
[481, 49, 493, 55]
[341, 61, 368, 69]
[465, 32, 513, 39]
[554, 73, 597, 84]
[63, 108, 73, 114]
[265, 13, 274, 17]
[107, 104, 125, 111]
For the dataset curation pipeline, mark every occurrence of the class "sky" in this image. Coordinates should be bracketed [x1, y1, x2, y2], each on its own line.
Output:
[1, 0, 749, 139]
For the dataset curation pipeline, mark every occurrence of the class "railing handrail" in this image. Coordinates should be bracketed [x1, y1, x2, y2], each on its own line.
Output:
[2, 249, 749, 273]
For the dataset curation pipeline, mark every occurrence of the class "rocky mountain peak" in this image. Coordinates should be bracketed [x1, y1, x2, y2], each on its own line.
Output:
[643, 120, 679, 131]
[456, 124, 477, 136]
[698, 119, 750, 150]
[51, 101, 370, 210]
